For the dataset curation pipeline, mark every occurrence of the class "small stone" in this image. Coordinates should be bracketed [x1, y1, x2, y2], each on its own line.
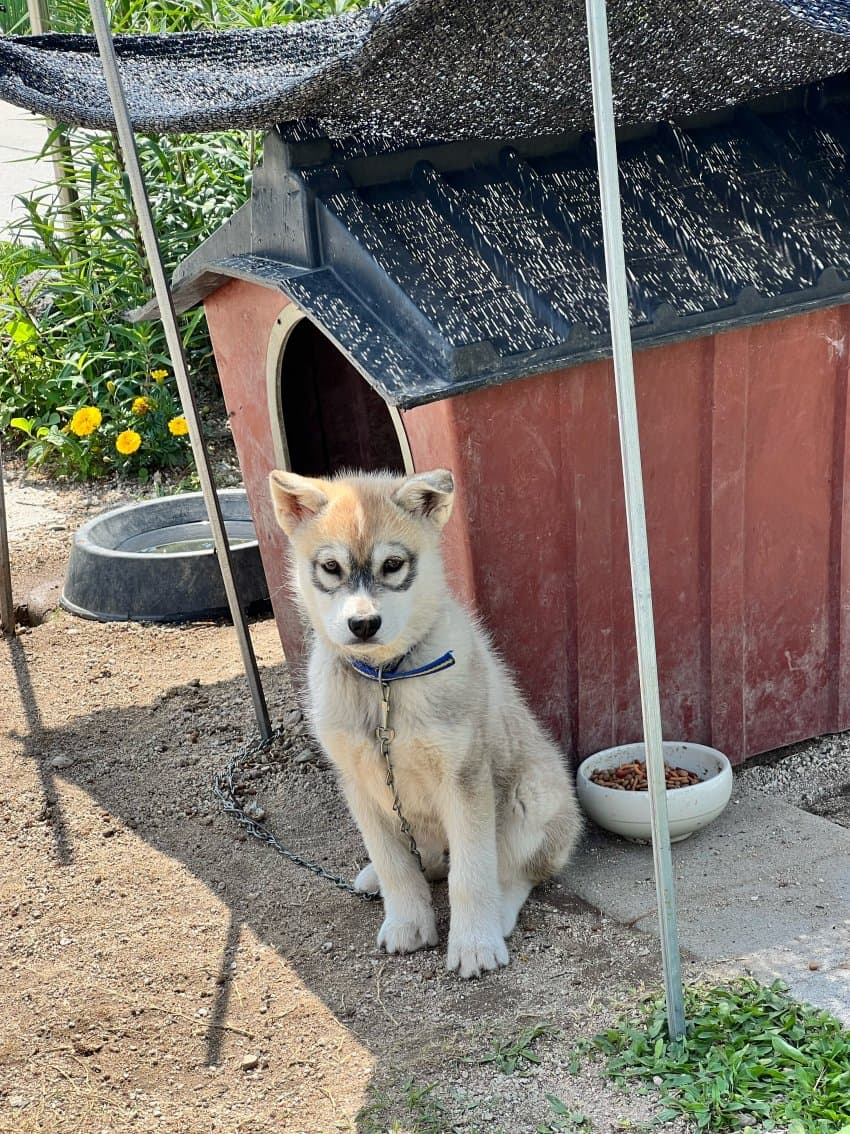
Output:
[240, 1054, 260, 1071]
[7, 1096, 28, 1109]
[295, 748, 317, 766]
[285, 709, 303, 727]
[49, 755, 75, 770]
[320, 940, 334, 954]
[71, 1035, 103, 1056]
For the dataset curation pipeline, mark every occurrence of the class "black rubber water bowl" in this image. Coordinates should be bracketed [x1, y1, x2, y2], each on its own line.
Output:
[61, 489, 270, 623]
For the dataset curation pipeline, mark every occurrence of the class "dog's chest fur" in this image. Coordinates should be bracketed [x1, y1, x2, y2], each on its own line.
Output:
[307, 637, 478, 825]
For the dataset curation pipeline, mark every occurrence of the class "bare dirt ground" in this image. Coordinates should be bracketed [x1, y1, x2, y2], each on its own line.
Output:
[1, 463, 704, 1134]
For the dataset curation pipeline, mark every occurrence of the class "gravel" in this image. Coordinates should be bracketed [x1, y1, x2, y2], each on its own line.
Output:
[735, 731, 850, 824]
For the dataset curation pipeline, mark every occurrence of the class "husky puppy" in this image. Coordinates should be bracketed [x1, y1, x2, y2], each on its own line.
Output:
[269, 467, 581, 978]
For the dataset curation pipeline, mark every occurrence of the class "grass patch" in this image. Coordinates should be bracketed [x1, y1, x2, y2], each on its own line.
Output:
[593, 979, 850, 1132]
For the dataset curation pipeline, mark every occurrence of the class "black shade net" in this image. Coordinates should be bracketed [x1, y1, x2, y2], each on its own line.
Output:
[2, 0, 850, 148]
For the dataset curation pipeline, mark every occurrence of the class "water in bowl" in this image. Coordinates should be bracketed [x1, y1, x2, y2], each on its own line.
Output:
[116, 520, 256, 554]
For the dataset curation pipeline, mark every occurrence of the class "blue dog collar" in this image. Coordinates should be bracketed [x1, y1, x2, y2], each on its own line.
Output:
[348, 650, 456, 683]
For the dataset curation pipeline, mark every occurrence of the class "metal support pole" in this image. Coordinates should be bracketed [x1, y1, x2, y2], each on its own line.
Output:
[26, 0, 81, 226]
[0, 440, 15, 635]
[86, 0, 272, 740]
[585, 0, 685, 1039]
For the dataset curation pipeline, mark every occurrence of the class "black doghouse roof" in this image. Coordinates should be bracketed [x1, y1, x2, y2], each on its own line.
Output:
[141, 78, 850, 406]
[3, 0, 850, 145]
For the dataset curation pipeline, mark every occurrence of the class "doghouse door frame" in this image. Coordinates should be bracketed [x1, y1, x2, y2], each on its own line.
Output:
[265, 305, 414, 475]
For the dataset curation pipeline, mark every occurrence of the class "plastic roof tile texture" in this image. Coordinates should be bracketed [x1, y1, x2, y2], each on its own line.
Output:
[158, 87, 850, 407]
[4, 1, 850, 147]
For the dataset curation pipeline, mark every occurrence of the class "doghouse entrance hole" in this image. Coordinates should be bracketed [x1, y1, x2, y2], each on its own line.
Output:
[279, 318, 407, 476]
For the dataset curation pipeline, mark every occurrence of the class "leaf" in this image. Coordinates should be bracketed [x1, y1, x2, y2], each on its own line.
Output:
[770, 1034, 808, 1064]
[9, 416, 33, 434]
[7, 319, 37, 344]
[546, 1095, 570, 1116]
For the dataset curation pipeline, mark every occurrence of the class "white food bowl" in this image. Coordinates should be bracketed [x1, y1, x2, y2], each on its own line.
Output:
[576, 741, 733, 843]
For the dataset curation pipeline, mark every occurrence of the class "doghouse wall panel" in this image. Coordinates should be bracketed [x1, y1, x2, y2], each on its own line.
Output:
[203, 283, 307, 674]
[403, 307, 850, 764]
[203, 278, 850, 765]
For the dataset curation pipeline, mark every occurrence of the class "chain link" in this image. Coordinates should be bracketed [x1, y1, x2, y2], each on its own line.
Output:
[213, 682, 425, 900]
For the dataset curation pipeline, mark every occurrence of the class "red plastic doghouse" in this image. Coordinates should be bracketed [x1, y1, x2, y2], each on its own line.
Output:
[201, 281, 850, 766]
[156, 80, 850, 766]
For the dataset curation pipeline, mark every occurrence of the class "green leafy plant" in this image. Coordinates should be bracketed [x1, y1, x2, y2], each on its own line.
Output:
[471, 1022, 560, 1076]
[593, 979, 850, 1133]
[537, 1094, 591, 1133]
[0, 124, 246, 478]
[0, 0, 369, 478]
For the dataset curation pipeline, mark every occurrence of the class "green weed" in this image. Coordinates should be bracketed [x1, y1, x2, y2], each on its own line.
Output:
[593, 979, 850, 1133]
[357, 1079, 491, 1134]
[537, 1094, 591, 1133]
[473, 1021, 560, 1076]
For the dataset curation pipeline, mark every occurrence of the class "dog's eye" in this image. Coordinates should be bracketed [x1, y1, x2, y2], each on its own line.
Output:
[320, 559, 341, 576]
[382, 557, 405, 575]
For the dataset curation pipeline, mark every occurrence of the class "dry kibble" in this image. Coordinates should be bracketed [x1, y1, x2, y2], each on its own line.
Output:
[589, 760, 701, 791]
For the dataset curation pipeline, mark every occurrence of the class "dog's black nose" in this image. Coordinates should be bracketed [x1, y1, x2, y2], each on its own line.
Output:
[348, 614, 381, 640]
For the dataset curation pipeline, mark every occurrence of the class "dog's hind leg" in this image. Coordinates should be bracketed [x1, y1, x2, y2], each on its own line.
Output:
[353, 862, 380, 894]
[354, 840, 446, 893]
[420, 843, 449, 882]
[497, 775, 581, 938]
[498, 876, 534, 938]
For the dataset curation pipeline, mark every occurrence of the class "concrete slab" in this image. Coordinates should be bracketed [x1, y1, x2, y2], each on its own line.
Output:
[0, 100, 56, 230]
[572, 793, 850, 1024]
[4, 482, 65, 539]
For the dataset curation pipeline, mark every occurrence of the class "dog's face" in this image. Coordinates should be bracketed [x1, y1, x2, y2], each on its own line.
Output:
[268, 468, 454, 664]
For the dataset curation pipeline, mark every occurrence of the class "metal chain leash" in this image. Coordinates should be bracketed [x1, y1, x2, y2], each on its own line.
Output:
[376, 674, 425, 874]
[213, 678, 425, 901]
[212, 726, 381, 902]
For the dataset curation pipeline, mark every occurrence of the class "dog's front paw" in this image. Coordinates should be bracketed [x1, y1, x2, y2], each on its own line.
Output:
[378, 910, 438, 954]
[446, 930, 510, 979]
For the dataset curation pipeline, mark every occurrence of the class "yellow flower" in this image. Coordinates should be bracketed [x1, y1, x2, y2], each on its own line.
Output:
[168, 416, 189, 437]
[116, 429, 142, 455]
[151, 369, 168, 384]
[69, 406, 102, 437]
[132, 396, 152, 415]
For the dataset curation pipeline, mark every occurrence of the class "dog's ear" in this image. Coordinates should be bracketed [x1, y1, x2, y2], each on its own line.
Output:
[393, 469, 455, 529]
[268, 470, 329, 535]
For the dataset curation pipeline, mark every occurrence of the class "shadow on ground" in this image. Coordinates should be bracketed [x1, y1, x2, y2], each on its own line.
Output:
[4, 621, 668, 1133]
